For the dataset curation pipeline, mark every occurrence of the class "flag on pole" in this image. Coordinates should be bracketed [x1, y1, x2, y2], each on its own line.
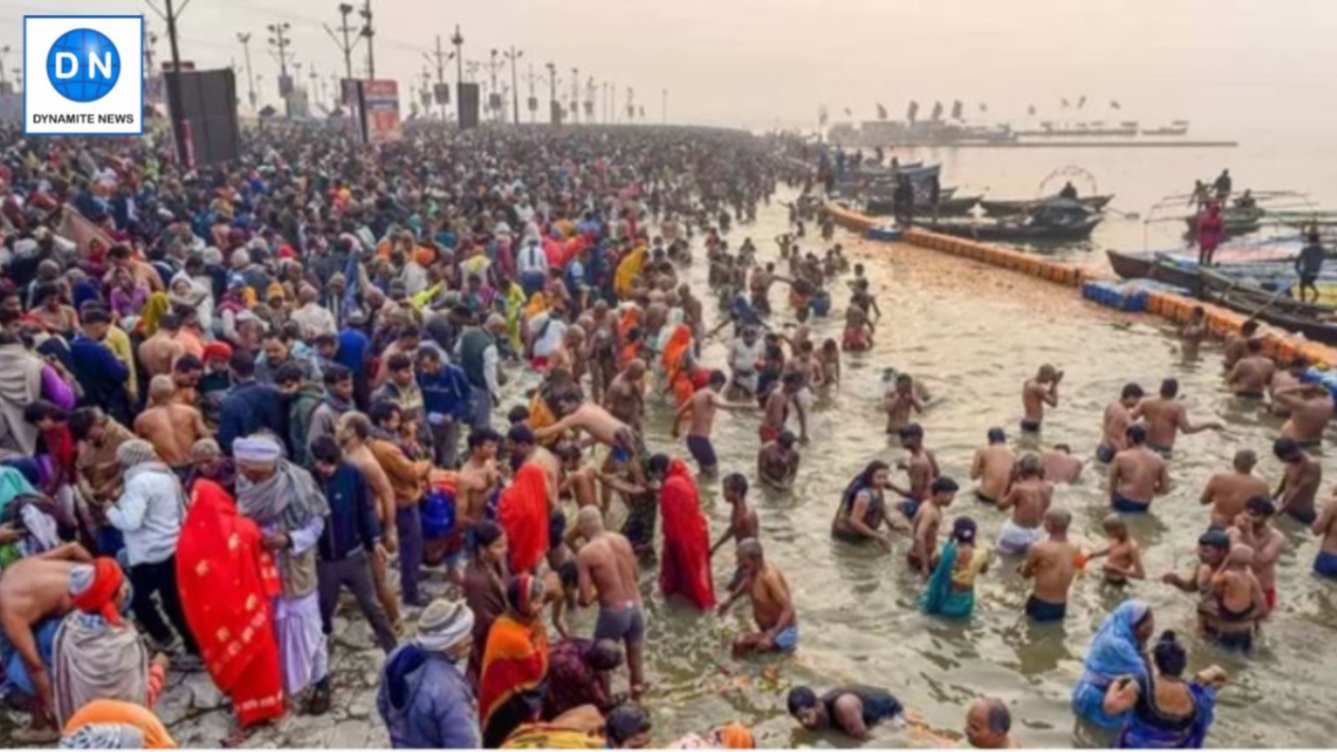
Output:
[875, 102, 887, 120]
[1110, 100, 1121, 110]
[1077, 95, 1086, 109]
[1061, 98, 1070, 108]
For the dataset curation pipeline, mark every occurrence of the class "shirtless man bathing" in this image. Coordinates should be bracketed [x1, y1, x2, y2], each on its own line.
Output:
[718, 538, 797, 656]
[712, 473, 760, 557]
[1131, 378, 1222, 457]
[672, 370, 749, 477]
[1021, 364, 1062, 434]
[1108, 425, 1170, 514]
[995, 455, 1052, 556]
[1020, 509, 1078, 623]
[1199, 449, 1269, 528]
[575, 507, 647, 698]
[970, 428, 1014, 505]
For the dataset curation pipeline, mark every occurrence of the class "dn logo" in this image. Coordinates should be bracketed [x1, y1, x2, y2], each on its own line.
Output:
[45, 28, 121, 103]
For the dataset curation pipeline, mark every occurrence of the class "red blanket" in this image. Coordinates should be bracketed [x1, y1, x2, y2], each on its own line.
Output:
[175, 480, 285, 728]
[658, 459, 716, 609]
[499, 463, 550, 574]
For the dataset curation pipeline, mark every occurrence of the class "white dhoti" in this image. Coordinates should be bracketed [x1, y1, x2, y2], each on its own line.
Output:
[996, 519, 1044, 556]
[273, 592, 327, 695]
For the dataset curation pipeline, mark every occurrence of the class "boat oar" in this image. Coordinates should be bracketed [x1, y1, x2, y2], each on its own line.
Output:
[1242, 284, 1292, 323]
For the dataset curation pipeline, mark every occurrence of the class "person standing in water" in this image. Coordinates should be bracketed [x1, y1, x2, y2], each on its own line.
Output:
[1312, 488, 1337, 578]
[1021, 365, 1062, 433]
[1108, 425, 1170, 514]
[996, 455, 1052, 556]
[970, 428, 1015, 505]
[1199, 450, 1269, 528]
[1021, 509, 1079, 623]
[1131, 378, 1222, 456]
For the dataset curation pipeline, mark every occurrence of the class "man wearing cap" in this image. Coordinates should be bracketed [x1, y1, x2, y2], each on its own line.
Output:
[376, 598, 480, 748]
[51, 557, 167, 727]
[103, 439, 197, 658]
[234, 433, 332, 713]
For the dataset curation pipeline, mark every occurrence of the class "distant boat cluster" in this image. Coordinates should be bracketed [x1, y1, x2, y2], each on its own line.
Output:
[827, 118, 1195, 148]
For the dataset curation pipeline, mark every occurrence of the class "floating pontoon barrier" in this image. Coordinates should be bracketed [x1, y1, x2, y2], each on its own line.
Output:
[827, 201, 1337, 368]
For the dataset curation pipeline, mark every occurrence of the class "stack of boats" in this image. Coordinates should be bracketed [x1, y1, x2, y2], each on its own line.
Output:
[837, 162, 1110, 243]
[1107, 242, 1337, 345]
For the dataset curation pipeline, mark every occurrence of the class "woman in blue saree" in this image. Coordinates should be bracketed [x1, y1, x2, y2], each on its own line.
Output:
[1101, 630, 1227, 748]
[919, 517, 989, 618]
[1071, 600, 1156, 730]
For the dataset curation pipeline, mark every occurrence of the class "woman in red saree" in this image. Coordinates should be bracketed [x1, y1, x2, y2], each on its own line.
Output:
[652, 455, 716, 610]
[497, 464, 550, 575]
[479, 574, 550, 747]
[175, 480, 285, 737]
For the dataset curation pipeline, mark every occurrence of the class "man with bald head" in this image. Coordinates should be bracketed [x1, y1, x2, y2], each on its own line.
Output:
[1199, 450, 1270, 527]
[133, 375, 210, 473]
[965, 698, 1016, 748]
[717, 538, 797, 657]
[574, 507, 645, 698]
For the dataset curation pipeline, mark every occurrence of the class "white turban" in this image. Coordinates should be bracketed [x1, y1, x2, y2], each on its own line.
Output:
[233, 434, 284, 466]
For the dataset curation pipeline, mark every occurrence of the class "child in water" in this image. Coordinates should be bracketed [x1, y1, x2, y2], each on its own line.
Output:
[818, 339, 841, 386]
[1087, 514, 1146, 584]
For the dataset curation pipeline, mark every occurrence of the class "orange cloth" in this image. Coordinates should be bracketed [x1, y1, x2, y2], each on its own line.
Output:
[63, 699, 176, 748]
[660, 324, 695, 407]
[175, 480, 285, 728]
[480, 614, 550, 746]
[71, 557, 125, 626]
[498, 463, 550, 574]
[718, 723, 755, 748]
[528, 393, 559, 447]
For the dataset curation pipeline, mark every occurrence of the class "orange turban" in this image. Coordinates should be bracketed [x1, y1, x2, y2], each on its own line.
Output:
[70, 557, 126, 626]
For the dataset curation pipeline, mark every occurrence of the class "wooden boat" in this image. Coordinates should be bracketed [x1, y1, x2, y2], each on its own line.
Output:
[865, 193, 981, 216]
[1182, 205, 1264, 237]
[1105, 250, 1200, 289]
[929, 213, 1102, 242]
[980, 194, 1113, 217]
[1199, 286, 1337, 346]
[1197, 267, 1335, 319]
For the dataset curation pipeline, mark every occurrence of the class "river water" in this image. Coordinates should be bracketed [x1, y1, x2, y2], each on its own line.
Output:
[875, 133, 1337, 276]
[572, 186, 1337, 748]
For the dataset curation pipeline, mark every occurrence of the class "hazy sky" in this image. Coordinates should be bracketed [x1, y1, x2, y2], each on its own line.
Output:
[6, 0, 1336, 134]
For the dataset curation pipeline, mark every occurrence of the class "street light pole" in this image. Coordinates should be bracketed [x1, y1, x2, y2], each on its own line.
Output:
[662, 88, 667, 124]
[162, 0, 189, 165]
[504, 47, 522, 126]
[235, 33, 256, 113]
[323, 3, 358, 84]
[359, 0, 374, 78]
[545, 61, 557, 125]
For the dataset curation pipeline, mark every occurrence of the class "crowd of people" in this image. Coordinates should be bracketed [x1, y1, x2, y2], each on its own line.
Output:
[0, 119, 1332, 751]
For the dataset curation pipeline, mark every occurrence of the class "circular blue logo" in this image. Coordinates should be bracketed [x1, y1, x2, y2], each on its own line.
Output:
[46, 28, 121, 103]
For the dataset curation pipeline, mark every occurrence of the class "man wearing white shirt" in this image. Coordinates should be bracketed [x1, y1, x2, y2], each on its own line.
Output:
[516, 235, 549, 298]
